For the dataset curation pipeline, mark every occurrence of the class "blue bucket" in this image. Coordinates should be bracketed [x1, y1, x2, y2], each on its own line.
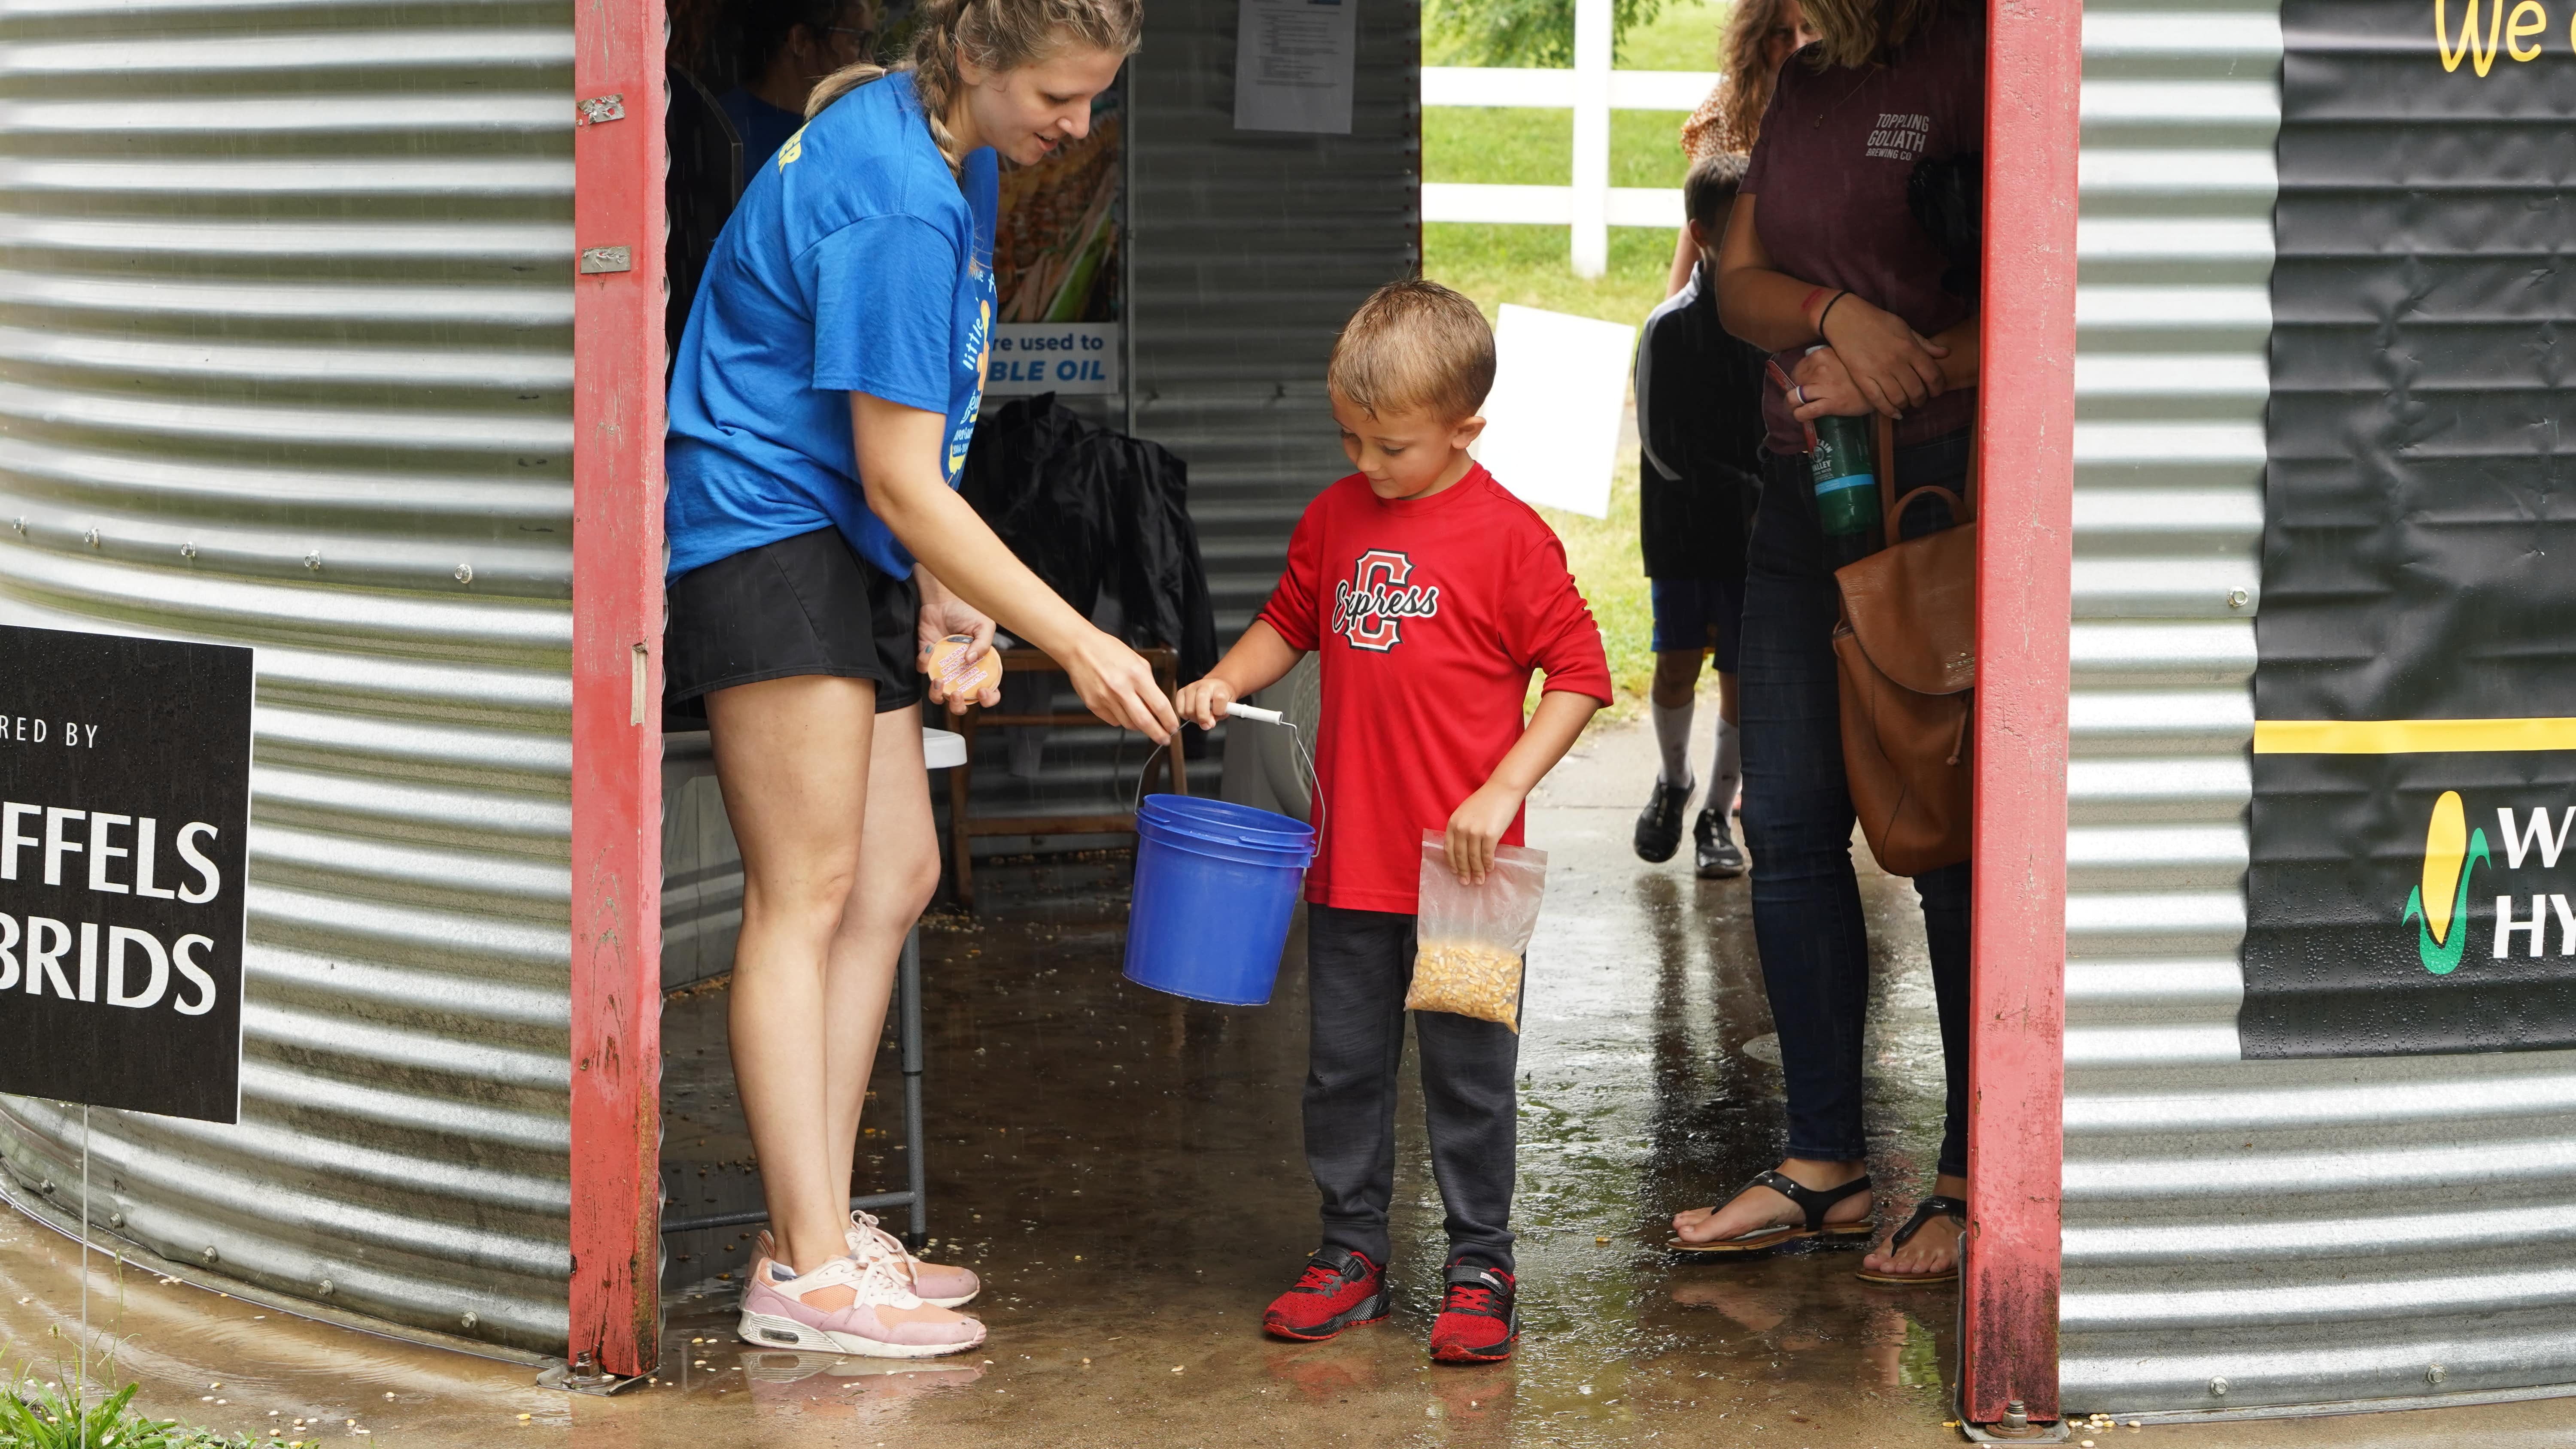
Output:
[1124, 794, 1315, 1006]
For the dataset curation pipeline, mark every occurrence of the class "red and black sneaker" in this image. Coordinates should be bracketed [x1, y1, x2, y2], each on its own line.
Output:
[1429, 1260, 1518, 1364]
[1262, 1247, 1389, 1343]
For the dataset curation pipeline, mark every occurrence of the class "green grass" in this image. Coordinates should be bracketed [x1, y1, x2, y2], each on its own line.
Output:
[1423, 107, 1696, 190]
[0, 1378, 292, 1449]
[1427, 223, 1675, 332]
[1618, 0, 1728, 69]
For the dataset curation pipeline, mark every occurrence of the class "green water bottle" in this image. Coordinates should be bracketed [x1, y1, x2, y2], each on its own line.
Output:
[1809, 414, 1883, 570]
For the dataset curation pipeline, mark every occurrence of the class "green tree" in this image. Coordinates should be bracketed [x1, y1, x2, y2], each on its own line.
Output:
[1427, 0, 1669, 68]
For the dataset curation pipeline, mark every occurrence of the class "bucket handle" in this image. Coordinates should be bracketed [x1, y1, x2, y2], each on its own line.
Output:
[1134, 702, 1323, 843]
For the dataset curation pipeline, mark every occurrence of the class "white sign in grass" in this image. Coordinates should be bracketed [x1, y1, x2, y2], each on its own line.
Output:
[1475, 303, 1635, 521]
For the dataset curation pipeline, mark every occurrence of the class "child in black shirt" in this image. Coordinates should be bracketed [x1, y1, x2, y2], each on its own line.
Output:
[1631, 152, 1768, 877]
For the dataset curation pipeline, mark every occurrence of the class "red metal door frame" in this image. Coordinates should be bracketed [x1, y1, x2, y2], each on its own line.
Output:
[1965, 0, 2081, 1425]
[570, 0, 669, 1381]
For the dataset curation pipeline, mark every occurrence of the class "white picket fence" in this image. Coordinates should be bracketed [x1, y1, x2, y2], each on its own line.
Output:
[1419, 0, 1718, 277]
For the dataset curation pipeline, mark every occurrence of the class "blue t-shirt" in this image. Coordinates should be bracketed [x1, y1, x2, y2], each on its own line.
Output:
[666, 71, 997, 582]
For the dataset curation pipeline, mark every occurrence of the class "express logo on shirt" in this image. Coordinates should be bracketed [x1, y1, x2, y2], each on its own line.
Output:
[1331, 549, 1439, 652]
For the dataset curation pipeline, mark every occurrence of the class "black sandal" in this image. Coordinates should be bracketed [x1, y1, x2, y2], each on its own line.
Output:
[1668, 1170, 1875, 1255]
[1854, 1195, 1966, 1284]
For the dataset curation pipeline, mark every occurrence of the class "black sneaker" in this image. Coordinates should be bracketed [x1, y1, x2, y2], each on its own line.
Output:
[1695, 808, 1747, 878]
[1633, 779, 1692, 862]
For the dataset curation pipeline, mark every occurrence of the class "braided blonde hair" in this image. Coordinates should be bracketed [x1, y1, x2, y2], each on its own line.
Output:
[805, 0, 1142, 173]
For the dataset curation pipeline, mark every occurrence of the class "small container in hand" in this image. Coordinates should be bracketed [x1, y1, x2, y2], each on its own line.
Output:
[924, 634, 1000, 702]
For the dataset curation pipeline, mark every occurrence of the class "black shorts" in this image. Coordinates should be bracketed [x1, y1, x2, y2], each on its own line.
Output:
[664, 527, 923, 718]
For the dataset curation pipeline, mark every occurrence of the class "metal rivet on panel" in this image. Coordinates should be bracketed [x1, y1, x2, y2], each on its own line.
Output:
[108, 1212, 124, 1228]
[179, 543, 196, 560]
[2227, 588, 2250, 609]
[201, 1246, 219, 1264]
[2208, 1376, 2229, 1397]
[461, 1310, 480, 1331]
[9, 518, 21, 535]
[304, 552, 322, 571]
[82, 528, 98, 548]
[454, 563, 474, 584]
[2427, 1365, 2447, 1385]
[317, 1278, 335, 1296]
[36, 1179, 51, 1194]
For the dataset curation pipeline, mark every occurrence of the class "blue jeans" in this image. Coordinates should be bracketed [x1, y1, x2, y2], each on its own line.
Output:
[1743, 439, 1971, 1179]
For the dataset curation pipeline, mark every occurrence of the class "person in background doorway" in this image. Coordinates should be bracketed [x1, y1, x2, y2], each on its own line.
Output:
[1668, 0, 1817, 294]
[1631, 152, 1764, 879]
[1666, 0, 1982, 1286]
[724, 0, 880, 169]
[666, 0, 1173, 1358]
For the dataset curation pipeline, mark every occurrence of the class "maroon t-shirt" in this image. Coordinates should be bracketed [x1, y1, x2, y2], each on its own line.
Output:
[1739, 15, 1984, 453]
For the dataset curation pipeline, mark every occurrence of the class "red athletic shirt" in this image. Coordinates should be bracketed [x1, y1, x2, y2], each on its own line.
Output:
[1258, 465, 1614, 913]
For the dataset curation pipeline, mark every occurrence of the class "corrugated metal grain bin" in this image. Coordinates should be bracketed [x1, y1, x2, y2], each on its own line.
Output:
[2056, 0, 2576, 1421]
[0, 0, 577, 1355]
[0, 0, 1423, 1375]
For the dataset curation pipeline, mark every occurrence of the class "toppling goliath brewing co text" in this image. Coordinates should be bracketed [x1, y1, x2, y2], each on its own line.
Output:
[0, 627, 252, 1123]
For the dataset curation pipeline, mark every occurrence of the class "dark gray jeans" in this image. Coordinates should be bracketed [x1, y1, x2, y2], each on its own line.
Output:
[1303, 903, 1520, 1273]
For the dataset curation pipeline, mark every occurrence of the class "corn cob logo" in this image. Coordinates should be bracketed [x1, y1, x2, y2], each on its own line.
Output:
[2403, 790, 2491, 975]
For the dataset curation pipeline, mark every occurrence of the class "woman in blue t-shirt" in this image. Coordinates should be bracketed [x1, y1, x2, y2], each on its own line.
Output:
[663, 0, 1165, 1359]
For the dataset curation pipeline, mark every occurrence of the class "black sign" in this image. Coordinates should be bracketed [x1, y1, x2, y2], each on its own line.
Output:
[0, 627, 251, 1120]
[2246, 0, 2576, 1057]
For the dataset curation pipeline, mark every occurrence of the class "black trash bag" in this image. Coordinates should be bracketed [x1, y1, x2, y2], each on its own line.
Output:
[1104, 431, 1219, 688]
[958, 394, 1113, 618]
[960, 394, 1217, 688]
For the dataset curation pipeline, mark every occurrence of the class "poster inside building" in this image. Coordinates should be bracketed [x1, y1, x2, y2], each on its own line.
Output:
[987, 84, 1122, 398]
[2242, 0, 2576, 1057]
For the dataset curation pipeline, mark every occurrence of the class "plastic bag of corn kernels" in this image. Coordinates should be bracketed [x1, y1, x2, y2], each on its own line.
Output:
[1406, 830, 1548, 1033]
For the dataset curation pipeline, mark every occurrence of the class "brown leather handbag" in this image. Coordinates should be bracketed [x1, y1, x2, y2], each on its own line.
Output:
[1830, 417, 1975, 877]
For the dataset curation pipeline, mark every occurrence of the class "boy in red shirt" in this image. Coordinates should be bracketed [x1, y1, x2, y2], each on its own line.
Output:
[1176, 280, 1612, 1364]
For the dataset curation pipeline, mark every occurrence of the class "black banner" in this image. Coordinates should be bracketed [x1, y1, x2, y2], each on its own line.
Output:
[0, 627, 251, 1120]
[2246, 0, 2576, 1056]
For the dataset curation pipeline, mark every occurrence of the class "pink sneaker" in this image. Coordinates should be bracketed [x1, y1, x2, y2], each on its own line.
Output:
[736, 1254, 985, 1359]
[755, 1217, 982, 1310]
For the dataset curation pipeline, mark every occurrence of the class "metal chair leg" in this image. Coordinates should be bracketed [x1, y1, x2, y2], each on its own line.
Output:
[900, 924, 928, 1251]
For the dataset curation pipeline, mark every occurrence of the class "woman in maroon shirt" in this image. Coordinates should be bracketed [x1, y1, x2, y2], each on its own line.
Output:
[1665, 0, 1982, 1286]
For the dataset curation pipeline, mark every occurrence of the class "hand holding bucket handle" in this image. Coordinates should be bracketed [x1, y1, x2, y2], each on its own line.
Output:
[1131, 701, 1320, 837]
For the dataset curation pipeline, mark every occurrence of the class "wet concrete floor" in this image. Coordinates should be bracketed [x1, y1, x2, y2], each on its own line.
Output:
[7, 717, 2576, 1446]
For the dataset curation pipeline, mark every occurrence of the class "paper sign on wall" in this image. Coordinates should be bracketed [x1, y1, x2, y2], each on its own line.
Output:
[0, 627, 252, 1123]
[1233, 0, 1357, 134]
[1473, 303, 1636, 520]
